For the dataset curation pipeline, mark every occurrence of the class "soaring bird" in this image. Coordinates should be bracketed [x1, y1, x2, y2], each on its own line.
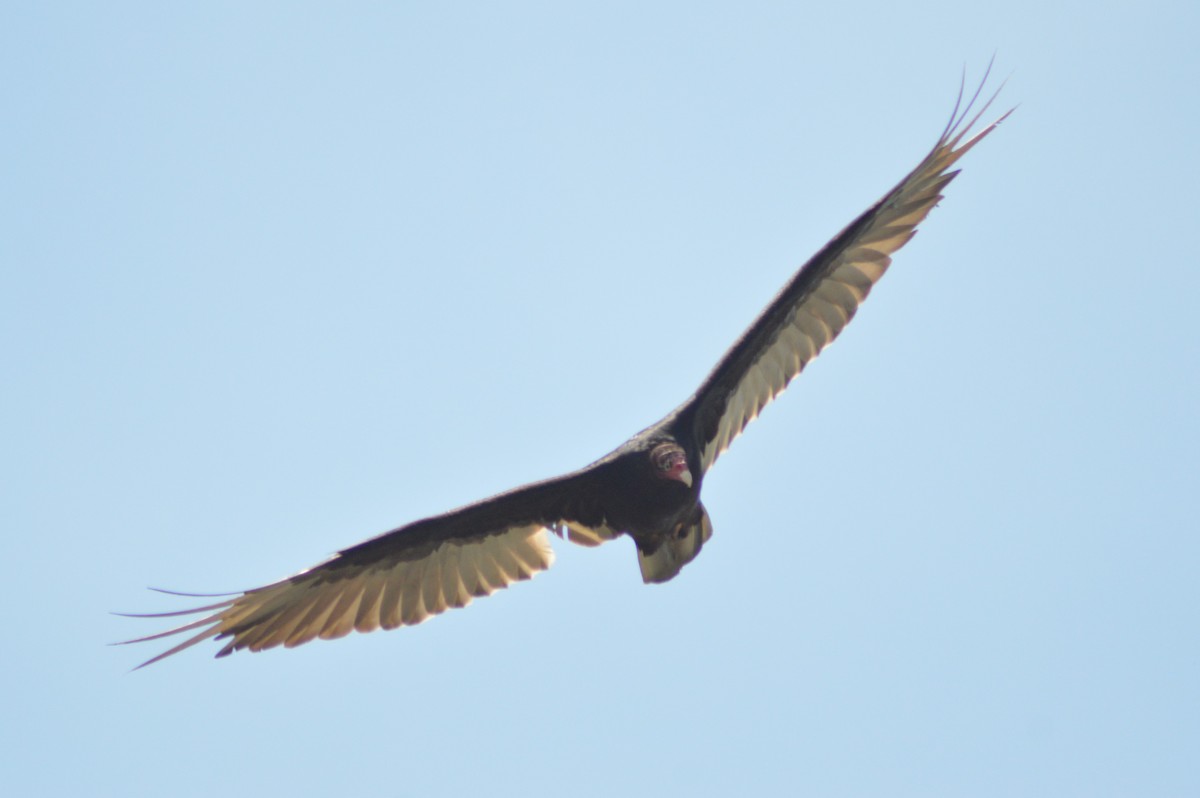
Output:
[121, 76, 1010, 667]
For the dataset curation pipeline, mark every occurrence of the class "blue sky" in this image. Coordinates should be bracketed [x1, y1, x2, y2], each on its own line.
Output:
[4, 2, 1198, 796]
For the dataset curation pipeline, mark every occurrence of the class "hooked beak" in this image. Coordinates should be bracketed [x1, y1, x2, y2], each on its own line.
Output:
[673, 465, 694, 488]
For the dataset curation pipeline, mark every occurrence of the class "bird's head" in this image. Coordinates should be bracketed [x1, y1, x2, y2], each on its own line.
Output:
[649, 442, 693, 489]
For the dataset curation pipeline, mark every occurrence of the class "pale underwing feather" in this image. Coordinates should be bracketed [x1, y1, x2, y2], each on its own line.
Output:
[400, 558, 428, 626]
[353, 571, 386, 633]
[119, 524, 561, 667]
[422, 556, 446, 617]
[379, 562, 408, 630]
[120, 76, 1009, 669]
[319, 582, 364, 641]
[697, 94, 1011, 472]
[440, 552, 470, 609]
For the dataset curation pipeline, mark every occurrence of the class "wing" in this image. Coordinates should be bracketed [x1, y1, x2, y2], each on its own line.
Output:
[677, 77, 1011, 474]
[118, 467, 621, 667]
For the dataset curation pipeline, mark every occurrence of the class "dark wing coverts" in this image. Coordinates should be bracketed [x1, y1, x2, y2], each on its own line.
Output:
[121, 468, 619, 667]
[678, 90, 1011, 474]
[120, 76, 1008, 667]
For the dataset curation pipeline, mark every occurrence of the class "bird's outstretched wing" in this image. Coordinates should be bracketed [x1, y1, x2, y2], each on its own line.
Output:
[119, 73, 1010, 668]
[118, 467, 620, 667]
[678, 78, 1011, 474]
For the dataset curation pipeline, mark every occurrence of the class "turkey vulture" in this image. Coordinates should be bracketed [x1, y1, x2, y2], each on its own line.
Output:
[120, 77, 1010, 667]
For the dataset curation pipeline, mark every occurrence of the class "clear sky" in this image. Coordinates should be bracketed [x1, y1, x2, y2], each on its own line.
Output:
[4, 2, 1198, 796]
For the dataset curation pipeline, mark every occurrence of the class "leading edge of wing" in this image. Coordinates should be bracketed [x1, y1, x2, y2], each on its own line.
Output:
[115, 466, 621, 667]
[673, 69, 1012, 474]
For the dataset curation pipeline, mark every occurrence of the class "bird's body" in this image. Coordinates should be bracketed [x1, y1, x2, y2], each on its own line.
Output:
[121, 74, 1010, 667]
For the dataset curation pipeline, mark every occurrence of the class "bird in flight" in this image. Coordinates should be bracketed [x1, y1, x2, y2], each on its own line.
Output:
[121, 75, 1010, 668]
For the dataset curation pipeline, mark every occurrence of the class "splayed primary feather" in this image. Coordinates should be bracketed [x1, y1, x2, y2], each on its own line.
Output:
[118, 69, 1010, 667]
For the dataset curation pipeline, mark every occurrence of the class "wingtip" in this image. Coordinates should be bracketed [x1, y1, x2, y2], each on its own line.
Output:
[938, 60, 1013, 156]
[148, 586, 243, 598]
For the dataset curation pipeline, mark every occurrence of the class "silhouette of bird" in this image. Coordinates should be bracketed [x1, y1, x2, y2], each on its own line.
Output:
[120, 74, 1010, 668]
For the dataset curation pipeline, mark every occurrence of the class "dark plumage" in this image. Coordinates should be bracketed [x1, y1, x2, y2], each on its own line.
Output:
[120, 75, 1010, 667]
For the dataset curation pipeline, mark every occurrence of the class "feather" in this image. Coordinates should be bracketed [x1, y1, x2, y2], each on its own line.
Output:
[119, 70, 1009, 667]
[688, 79, 1011, 473]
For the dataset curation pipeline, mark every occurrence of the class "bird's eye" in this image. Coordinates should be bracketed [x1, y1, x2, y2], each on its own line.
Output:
[652, 444, 683, 471]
